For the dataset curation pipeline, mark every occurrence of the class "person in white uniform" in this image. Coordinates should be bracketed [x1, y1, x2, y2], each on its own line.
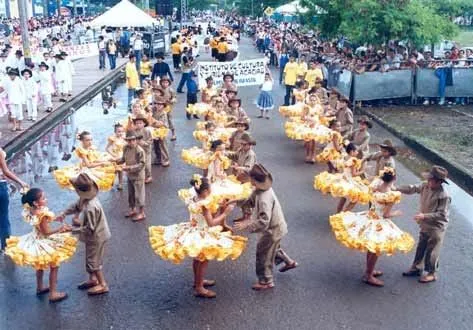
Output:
[2, 68, 25, 131]
[38, 62, 54, 112]
[21, 68, 39, 121]
[62, 51, 74, 97]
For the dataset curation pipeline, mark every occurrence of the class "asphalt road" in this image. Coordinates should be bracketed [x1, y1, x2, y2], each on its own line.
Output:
[1, 38, 472, 330]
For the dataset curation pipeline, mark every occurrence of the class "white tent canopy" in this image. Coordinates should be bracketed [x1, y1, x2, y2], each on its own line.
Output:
[90, 0, 157, 28]
[275, 1, 309, 14]
[274, 1, 325, 15]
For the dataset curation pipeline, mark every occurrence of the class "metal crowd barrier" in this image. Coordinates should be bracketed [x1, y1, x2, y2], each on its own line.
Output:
[416, 68, 473, 98]
[324, 67, 473, 104]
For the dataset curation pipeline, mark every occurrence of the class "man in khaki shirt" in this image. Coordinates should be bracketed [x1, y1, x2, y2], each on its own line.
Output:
[396, 165, 451, 283]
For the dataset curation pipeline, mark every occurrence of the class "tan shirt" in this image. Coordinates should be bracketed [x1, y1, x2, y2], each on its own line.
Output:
[68, 197, 111, 243]
[397, 183, 451, 232]
[246, 188, 288, 240]
[336, 107, 354, 137]
[229, 130, 246, 151]
[366, 151, 395, 176]
[159, 87, 176, 105]
[349, 129, 370, 156]
[134, 128, 153, 154]
[236, 149, 256, 172]
[119, 145, 145, 181]
[226, 107, 250, 125]
[152, 109, 169, 128]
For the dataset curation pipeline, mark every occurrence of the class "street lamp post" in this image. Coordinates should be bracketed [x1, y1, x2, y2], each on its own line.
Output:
[17, 0, 32, 66]
[73, 0, 77, 17]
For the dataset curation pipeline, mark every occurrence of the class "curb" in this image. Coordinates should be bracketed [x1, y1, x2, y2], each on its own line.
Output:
[357, 107, 473, 194]
[4, 63, 126, 161]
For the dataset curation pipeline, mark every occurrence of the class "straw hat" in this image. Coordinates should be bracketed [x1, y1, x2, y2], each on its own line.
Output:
[422, 165, 449, 184]
[223, 73, 234, 81]
[357, 115, 373, 128]
[132, 114, 149, 127]
[249, 163, 273, 191]
[154, 97, 168, 105]
[378, 139, 397, 156]
[228, 98, 241, 107]
[70, 173, 99, 200]
[231, 120, 249, 130]
[239, 133, 256, 145]
[125, 130, 140, 140]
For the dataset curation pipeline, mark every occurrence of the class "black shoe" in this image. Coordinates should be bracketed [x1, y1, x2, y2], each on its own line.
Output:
[177, 90, 184, 94]
[62, 153, 72, 161]
[193, 115, 200, 119]
[48, 166, 58, 173]
[402, 269, 422, 277]
[186, 112, 191, 120]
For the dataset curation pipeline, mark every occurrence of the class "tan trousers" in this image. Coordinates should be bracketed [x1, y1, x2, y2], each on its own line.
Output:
[167, 113, 175, 132]
[413, 230, 446, 274]
[85, 239, 107, 273]
[153, 139, 169, 164]
[144, 150, 152, 178]
[256, 234, 281, 284]
[128, 178, 145, 208]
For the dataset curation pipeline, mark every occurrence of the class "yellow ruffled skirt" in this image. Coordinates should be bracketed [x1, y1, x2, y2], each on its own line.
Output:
[193, 127, 236, 144]
[210, 176, 253, 202]
[5, 232, 78, 270]
[279, 104, 304, 118]
[151, 127, 169, 139]
[285, 121, 332, 143]
[329, 211, 415, 256]
[181, 147, 212, 169]
[178, 176, 253, 212]
[149, 224, 247, 264]
[314, 172, 371, 204]
[186, 103, 211, 116]
[53, 165, 116, 191]
[316, 146, 342, 163]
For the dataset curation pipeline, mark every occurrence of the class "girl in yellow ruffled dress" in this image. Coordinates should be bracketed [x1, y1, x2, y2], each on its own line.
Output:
[5, 188, 77, 303]
[329, 167, 415, 287]
[119, 101, 145, 132]
[316, 119, 345, 172]
[53, 131, 116, 191]
[301, 94, 333, 163]
[314, 143, 370, 212]
[206, 98, 230, 127]
[207, 140, 253, 202]
[149, 177, 247, 298]
[193, 120, 235, 146]
[106, 123, 126, 190]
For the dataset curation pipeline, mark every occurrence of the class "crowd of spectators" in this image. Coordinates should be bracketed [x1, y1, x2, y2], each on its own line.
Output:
[244, 20, 473, 77]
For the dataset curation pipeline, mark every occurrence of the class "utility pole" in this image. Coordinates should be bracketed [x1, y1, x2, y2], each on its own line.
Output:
[56, 0, 61, 17]
[43, 0, 49, 17]
[17, 0, 32, 66]
[73, 0, 77, 17]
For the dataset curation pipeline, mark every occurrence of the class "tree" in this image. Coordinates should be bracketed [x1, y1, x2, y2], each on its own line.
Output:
[301, 0, 458, 47]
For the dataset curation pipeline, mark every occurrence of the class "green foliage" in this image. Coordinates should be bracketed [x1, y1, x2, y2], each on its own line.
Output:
[234, 0, 287, 16]
[301, 0, 459, 47]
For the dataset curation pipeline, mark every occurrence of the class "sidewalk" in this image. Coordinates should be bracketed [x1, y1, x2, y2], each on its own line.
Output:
[0, 55, 127, 150]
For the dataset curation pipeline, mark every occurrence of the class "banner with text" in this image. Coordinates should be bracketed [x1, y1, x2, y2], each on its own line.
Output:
[198, 58, 266, 87]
